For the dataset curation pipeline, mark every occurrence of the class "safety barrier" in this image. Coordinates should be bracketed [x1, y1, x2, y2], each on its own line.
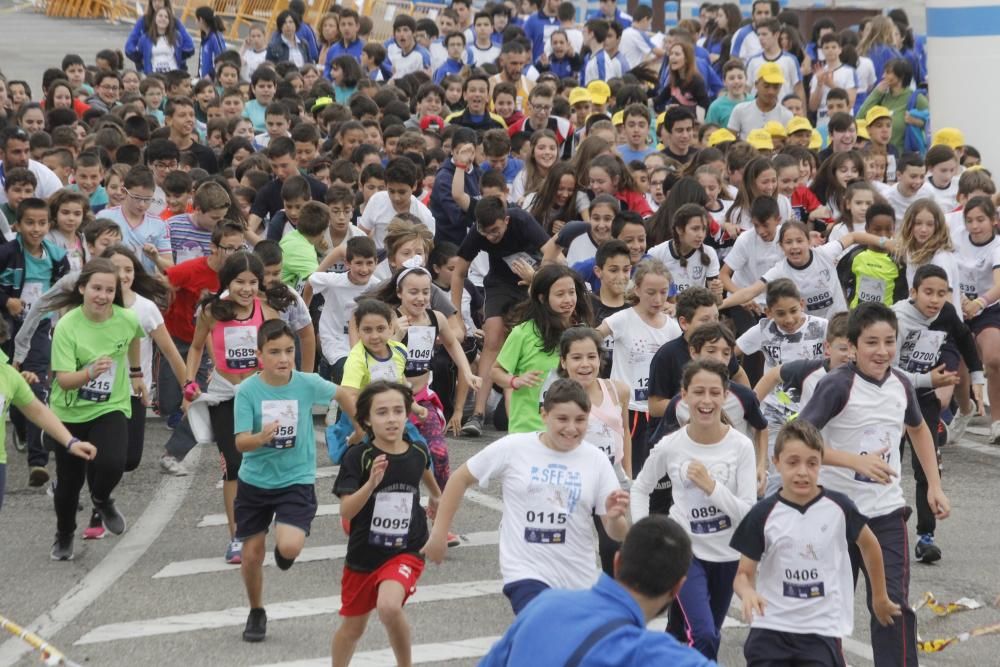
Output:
[43, 0, 140, 23]
[363, 0, 415, 44]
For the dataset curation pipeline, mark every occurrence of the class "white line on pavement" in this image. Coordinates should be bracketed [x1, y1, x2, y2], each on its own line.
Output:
[154, 531, 499, 578]
[74, 579, 504, 645]
[253, 636, 502, 667]
[0, 447, 203, 666]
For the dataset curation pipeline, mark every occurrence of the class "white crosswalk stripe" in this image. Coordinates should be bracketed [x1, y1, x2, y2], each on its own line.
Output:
[154, 531, 500, 578]
[253, 636, 502, 667]
[75, 579, 504, 645]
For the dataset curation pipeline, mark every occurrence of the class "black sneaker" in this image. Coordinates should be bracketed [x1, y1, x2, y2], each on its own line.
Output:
[51, 532, 74, 561]
[93, 498, 127, 536]
[29, 466, 50, 487]
[915, 534, 942, 564]
[461, 413, 484, 437]
[243, 607, 267, 642]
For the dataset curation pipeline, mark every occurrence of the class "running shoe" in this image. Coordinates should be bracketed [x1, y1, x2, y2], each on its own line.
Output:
[460, 413, 484, 437]
[82, 510, 106, 540]
[242, 607, 266, 642]
[948, 411, 973, 444]
[29, 466, 49, 487]
[159, 455, 188, 476]
[226, 539, 243, 564]
[447, 532, 461, 547]
[11, 425, 25, 452]
[50, 532, 74, 561]
[93, 498, 126, 535]
[915, 534, 942, 564]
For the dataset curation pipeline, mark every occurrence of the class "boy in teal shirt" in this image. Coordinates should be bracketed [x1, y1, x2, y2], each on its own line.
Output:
[234, 319, 348, 642]
[279, 200, 327, 292]
[0, 168, 36, 234]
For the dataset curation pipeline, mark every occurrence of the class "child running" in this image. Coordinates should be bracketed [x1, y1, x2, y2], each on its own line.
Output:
[423, 378, 629, 613]
[731, 420, 901, 667]
[331, 381, 443, 667]
[234, 320, 350, 642]
[631, 359, 757, 661]
[46, 259, 147, 560]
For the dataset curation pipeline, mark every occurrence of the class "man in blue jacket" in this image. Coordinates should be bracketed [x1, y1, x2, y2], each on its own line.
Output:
[480, 516, 718, 667]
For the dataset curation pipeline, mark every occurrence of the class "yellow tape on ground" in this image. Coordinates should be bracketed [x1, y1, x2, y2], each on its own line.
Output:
[913, 591, 983, 617]
[0, 614, 81, 667]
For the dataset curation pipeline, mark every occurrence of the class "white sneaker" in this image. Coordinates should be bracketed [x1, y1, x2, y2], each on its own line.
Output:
[159, 455, 189, 476]
[989, 421, 1000, 445]
[948, 411, 973, 444]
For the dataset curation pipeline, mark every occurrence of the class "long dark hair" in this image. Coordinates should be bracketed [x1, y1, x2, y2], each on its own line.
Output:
[199, 251, 263, 321]
[510, 265, 593, 353]
[650, 176, 708, 246]
[101, 245, 171, 309]
[330, 55, 362, 88]
[528, 162, 581, 234]
[47, 258, 125, 312]
[195, 6, 225, 36]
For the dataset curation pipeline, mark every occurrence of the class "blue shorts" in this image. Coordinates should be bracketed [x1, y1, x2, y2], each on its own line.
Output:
[502, 578, 550, 614]
[234, 480, 318, 540]
[744, 627, 846, 667]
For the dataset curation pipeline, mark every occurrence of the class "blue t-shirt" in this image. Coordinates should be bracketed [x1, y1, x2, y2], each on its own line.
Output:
[243, 99, 268, 133]
[97, 206, 171, 274]
[616, 144, 657, 164]
[235, 371, 338, 489]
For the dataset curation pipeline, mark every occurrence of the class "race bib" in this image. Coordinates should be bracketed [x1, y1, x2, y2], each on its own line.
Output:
[901, 330, 945, 373]
[782, 554, 826, 599]
[262, 399, 297, 449]
[369, 491, 413, 547]
[79, 362, 116, 402]
[687, 503, 732, 534]
[406, 325, 434, 373]
[523, 508, 568, 544]
[804, 289, 834, 311]
[634, 375, 650, 402]
[176, 242, 202, 264]
[857, 276, 885, 304]
[502, 252, 537, 272]
[224, 326, 258, 370]
[630, 349, 654, 402]
[960, 279, 977, 299]
[20, 282, 43, 315]
[854, 426, 896, 483]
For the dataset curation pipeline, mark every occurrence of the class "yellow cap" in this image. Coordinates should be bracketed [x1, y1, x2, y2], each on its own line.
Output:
[932, 127, 965, 149]
[864, 105, 892, 125]
[856, 119, 870, 141]
[707, 128, 737, 147]
[747, 128, 774, 150]
[586, 80, 611, 105]
[757, 62, 785, 85]
[656, 111, 666, 126]
[568, 87, 593, 107]
[764, 120, 787, 138]
[612, 110, 624, 126]
[809, 128, 823, 150]
[786, 116, 812, 135]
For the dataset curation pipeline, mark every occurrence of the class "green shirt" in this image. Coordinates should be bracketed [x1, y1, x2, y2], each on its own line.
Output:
[496, 321, 560, 433]
[850, 249, 901, 308]
[857, 88, 928, 155]
[705, 94, 748, 127]
[234, 371, 338, 489]
[50, 305, 144, 423]
[341, 340, 408, 390]
[279, 229, 318, 291]
[0, 362, 37, 465]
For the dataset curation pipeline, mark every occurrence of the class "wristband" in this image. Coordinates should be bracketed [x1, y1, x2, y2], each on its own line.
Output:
[129, 366, 141, 372]
[878, 236, 887, 248]
[130, 372, 143, 379]
[66, 436, 80, 451]
[183, 380, 199, 400]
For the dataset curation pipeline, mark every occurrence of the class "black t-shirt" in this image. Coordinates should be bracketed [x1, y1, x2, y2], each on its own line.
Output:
[183, 141, 219, 174]
[251, 174, 329, 220]
[333, 440, 431, 572]
[661, 145, 695, 165]
[458, 207, 549, 288]
[648, 335, 743, 403]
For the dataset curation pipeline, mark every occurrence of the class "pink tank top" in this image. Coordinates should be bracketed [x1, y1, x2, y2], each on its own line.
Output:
[211, 298, 265, 374]
[586, 379, 624, 465]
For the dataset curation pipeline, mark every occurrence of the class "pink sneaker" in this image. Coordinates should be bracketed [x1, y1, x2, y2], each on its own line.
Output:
[82, 511, 106, 540]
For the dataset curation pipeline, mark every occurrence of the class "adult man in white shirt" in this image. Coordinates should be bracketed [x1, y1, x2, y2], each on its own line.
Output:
[727, 62, 793, 140]
[0, 127, 63, 206]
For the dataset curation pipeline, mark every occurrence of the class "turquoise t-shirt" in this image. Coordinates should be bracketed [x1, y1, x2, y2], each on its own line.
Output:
[70, 184, 109, 212]
[243, 99, 268, 133]
[234, 371, 338, 489]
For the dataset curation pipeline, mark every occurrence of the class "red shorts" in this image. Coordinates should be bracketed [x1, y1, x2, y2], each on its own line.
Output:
[339, 553, 425, 617]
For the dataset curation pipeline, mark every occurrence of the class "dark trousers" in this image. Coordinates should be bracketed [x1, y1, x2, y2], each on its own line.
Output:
[209, 398, 240, 481]
[849, 507, 918, 667]
[904, 391, 942, 536]
[125, 396, 146, 472]
[47, 411, 128, 535]
[667, 557, 739, 661]
[592, 513, 620, 576]
[157, 336, 210, 461]
[631, 409, 673, 513]
[6, 320, 51, 467]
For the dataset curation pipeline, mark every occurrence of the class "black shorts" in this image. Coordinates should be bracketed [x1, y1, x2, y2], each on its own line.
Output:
[968, 306, 1000, 335]
[938, 341, 960, 372]
[234, 480, 318, 540]
[744, 627, 846, 667]
[484, 282, 527, 320]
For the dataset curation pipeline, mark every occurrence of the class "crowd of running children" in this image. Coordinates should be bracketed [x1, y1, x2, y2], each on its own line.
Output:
[0, 0, 989, 663]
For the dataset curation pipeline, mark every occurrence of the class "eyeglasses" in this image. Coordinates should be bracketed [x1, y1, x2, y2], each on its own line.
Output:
[124, 188, 154, 204]
[530, 104, 552, 112]
[216, 244, 242, 254]
[329, 207, 352, 216]
[152, 161, 179, 170]
[100, 84, 120, 92]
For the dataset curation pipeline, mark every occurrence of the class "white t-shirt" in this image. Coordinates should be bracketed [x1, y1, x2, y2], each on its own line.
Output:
[465, 432, 620, 590]
[648, 240, 721, 293]
[545, 27, 583, 56]
[469, 42, 501, 67]
[731, 194, 794, 231]
[280, 288, 313, 332]
[875, 181, 936, 227]
[745, 52, 802, 102]
[151, 36, 175, 73]
[242, 48, 268, 81]
[809, 64, 857, 127]
[954, 231, 1000, 303]
[129, 293, 164, 394]
[307, 271, 373, 364]
[723, 226, 784, 306]
[358, 191, 435, 250]
[631, 425, 757, 562]
[905, 248, 962, 313]
[925, 176, 959, 212]
[762, 241, 848, 320]
[855, 56, 877, 94]
[619, 27, 654, 70]
[603, 308, 682, 412]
